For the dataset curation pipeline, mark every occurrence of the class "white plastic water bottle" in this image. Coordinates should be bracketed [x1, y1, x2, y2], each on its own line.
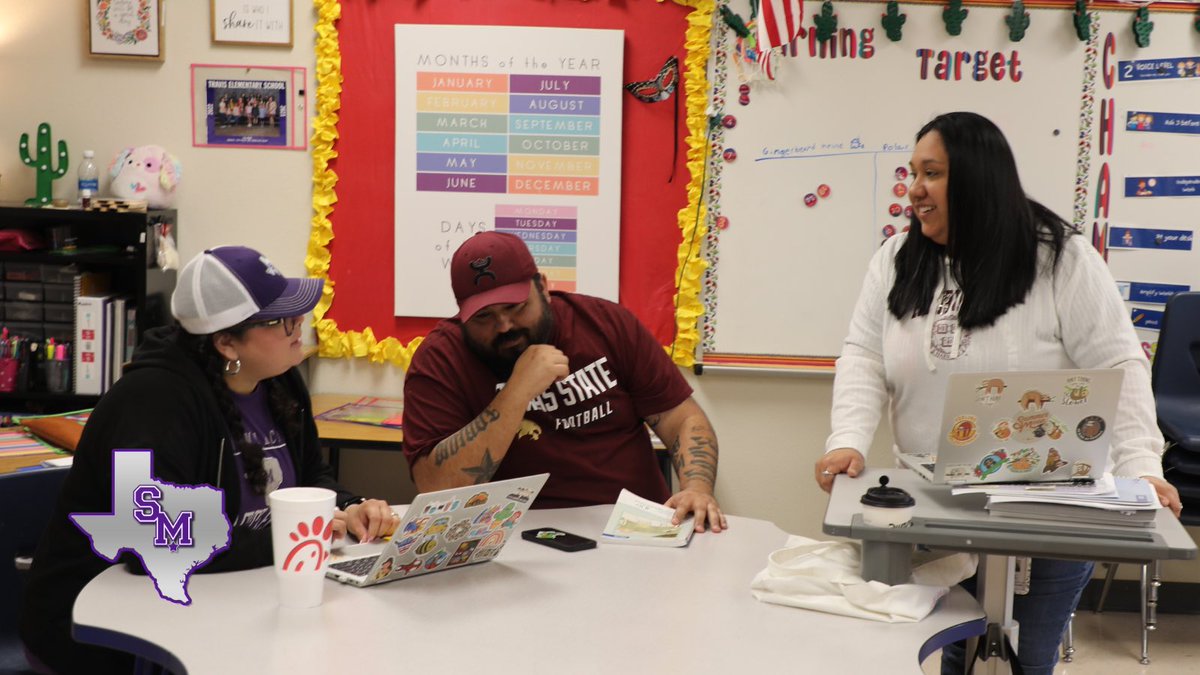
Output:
[77, 150, 98, 208]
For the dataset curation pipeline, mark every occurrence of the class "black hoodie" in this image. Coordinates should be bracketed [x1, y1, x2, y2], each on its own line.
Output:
[19, 325, 357, 674]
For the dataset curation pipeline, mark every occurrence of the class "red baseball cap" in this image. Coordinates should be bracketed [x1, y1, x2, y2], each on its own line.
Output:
[451, 232, 538, 320]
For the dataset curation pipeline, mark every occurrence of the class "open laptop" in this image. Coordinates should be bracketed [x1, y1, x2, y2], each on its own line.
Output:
[326, 473, 549, 586]
[898, 369, 1123, 485]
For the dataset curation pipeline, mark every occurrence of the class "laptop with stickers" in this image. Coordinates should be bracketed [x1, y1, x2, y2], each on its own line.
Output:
[326, 473, 549, 587]
[897, 369, 1123, 485]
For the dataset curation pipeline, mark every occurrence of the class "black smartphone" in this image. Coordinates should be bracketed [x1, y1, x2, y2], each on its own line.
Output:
[521, 527, 597, 552]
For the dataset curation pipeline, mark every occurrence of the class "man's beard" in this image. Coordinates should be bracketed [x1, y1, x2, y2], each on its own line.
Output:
[462, 293, 555, 380]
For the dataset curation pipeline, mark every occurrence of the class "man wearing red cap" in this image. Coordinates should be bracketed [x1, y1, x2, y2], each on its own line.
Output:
[403, 232, 726, 532]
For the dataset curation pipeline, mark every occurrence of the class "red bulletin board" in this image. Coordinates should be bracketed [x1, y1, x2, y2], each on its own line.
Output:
[310, 0, 712, 367]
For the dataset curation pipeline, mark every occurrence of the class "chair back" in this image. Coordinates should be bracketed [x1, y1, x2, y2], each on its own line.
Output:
[1152, 292, 1200, 450]
[0, 466, 70, 635]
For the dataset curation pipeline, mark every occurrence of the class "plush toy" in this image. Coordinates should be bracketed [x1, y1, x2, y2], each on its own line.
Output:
[108, 145, 181, 208]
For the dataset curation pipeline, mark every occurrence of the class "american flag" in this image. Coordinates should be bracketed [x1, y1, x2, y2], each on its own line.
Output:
[756, 0, 804, 50]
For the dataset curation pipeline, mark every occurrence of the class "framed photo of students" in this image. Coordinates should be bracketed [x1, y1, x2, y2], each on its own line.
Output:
[87, 0, 165, 60]
[210, 0, 294, 47]
[190, 64, 307, 150]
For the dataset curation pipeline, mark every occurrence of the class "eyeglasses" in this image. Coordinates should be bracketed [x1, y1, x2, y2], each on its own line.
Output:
[246, 315, 303, 337]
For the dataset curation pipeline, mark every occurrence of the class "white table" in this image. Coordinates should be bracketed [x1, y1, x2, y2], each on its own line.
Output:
[823, 469, 1198, 673]
[75, 506, 984, 674]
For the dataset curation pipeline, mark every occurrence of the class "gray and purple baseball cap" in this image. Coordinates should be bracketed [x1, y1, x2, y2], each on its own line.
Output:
[171, 246, 323, 334]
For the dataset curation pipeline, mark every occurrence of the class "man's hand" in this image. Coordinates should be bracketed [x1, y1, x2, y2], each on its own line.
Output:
[1144, 476, 1182, 517]
[815, 448, 866, 493]
[507, 344, 569, 400]
[665, 488, 727, 533]
[337, 499, 400, 543]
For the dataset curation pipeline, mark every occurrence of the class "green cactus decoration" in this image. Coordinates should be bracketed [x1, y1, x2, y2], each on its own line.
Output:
[1073, 0, 1091, 42]
[943, 0, 969, 36]
[881, 0, 906, 42]
[720, 5, 751, 39]
[814, 1, 838, 43]
[18, 122, 69, 207]
[1133, 6, 1153, 48]
[1005, 0, 1030, 41]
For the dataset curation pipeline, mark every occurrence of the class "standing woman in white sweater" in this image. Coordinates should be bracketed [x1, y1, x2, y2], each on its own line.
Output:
[813, 111, 1181, 675]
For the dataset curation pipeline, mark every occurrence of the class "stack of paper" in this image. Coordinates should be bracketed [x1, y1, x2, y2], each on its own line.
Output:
[965, 475, 1161, 528]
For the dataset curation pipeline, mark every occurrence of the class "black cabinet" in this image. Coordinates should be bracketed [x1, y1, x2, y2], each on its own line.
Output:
[0, 204, 178, 414]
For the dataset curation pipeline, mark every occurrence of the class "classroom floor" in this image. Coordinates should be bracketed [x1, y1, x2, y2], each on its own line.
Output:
[920, 610, 1200, 674]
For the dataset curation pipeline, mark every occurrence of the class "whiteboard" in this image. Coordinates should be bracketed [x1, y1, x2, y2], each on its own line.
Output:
[703, 1, 1200, 360]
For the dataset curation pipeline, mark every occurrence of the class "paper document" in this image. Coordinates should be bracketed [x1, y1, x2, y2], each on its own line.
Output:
[601, 489, 694, 547]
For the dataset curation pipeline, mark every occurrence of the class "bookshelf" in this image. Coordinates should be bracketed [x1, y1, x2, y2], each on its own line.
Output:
[0, 204, 178, 414]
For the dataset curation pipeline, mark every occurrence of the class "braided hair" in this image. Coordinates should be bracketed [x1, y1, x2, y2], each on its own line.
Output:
[174, 326, 304, 495]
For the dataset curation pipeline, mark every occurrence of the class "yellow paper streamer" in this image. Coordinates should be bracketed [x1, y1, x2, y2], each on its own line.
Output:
[309, 0, 713, 370]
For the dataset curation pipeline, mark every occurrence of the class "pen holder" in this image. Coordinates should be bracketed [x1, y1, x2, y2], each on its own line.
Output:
[44, 360, 70, 393]
[0, 358, 17, 393]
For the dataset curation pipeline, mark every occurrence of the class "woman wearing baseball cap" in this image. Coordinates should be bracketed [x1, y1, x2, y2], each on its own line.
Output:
[21, 246, 397, 674]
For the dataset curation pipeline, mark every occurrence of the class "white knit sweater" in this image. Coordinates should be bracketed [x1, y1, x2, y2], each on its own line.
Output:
[826, 232, 1165, 479]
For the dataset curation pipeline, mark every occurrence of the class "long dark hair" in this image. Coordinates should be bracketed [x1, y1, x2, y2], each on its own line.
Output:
[175, 325, 303, 495]
[887, 112, 1075, 330]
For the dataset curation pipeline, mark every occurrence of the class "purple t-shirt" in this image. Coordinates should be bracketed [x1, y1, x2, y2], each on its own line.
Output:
[231, 386, 297, 530]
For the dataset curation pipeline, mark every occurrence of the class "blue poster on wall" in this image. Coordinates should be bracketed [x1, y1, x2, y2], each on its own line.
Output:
[1131, 308, 1165, 331]
[1117, 57, 1200, 82]
[1116, 281, 1191, 304]
[1107, 227, 1194, 250]
[1124, 176, 1200, 198]
[1126, 111, 1200, 135]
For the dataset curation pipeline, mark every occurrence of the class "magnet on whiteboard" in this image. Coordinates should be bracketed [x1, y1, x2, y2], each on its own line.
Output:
[888, 203, 903, 217]
[804, 193, 818, 207]
[893, 183, 908, 197]
[895, 167, 908, 181]
[721, 114, 737, 129]
[716, 215, 730, 230]
[817, 184, 831, 198]
[738, 84, 751, 94]
[723, 148, 738, 162]
[883, 224, 897, 237]
[738, 94, 750, 106]
[904, 205, 914, 218]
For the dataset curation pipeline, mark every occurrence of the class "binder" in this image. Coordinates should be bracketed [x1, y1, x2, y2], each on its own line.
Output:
[74, 294, 112, 395]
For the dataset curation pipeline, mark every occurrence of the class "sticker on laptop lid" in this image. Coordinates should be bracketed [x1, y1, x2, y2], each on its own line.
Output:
[944, 464, 975, 481]
[465, 492, 490, 507]
[1062, 376, 1092, 405]
[426, 517, 451, 536]
[424, 550, 449, 570]
[448, 540, 480, 566]
[398, 559, 423, 576]
[1007, 448, 1039, 473]
[1072, 461, 1094, 478]
[392, 535, 420, 556]
[374, 557, 396, 580]
[1013, 410, 1052, 442]
[948, 415, 979, 445]
[446, 519, 470, 542]
[1018, 390, 1053, 410]
[976, 377, 1007, 404]
[1077, 415, 1106, 441]
[1043, 448, 1069, 473]
[973, 450, 1009, 480]
[992, 419, 1013, 440]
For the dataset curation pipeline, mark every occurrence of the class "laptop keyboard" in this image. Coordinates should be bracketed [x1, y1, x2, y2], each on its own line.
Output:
[329, 557, 375, 577]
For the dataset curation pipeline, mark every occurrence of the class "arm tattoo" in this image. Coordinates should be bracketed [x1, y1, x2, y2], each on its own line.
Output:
[461, 449, 499, 485]
[680, 434, 719, 486]
[432, 408, 501, 467]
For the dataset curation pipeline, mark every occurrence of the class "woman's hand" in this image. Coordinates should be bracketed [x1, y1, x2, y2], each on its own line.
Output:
[337, 499, 400, 543]
[815, 448, 866, 494]
[1143, 476, 1182, 518]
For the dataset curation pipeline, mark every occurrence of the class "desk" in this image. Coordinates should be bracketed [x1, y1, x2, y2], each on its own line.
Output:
[0, 450, 61, 474]
[75, 506, 985, 674]
[823, 469, 1198, 672]
[310, 393, 404, 480]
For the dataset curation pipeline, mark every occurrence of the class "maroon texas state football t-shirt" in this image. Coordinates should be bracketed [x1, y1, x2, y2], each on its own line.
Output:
[403, 292, 691, 508]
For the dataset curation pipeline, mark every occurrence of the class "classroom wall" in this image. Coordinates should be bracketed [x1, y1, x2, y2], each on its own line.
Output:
[2, 1, 1195, 585]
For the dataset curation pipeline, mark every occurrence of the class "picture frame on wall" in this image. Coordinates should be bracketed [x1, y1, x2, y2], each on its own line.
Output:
[87, 0, 165, 60]
[189, 64, 307, 150]
[210, 0, 293, 47]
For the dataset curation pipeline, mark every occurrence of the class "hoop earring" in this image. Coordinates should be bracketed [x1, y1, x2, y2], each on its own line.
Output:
[224, 359, 242, 376]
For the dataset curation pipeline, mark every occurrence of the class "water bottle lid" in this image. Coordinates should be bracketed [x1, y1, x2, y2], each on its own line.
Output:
[83, 150, 94, 158]
[860, 475, 916, 508]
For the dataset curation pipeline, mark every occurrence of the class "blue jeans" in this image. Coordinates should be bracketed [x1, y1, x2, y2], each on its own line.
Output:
[941, 558, 1095, 675]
